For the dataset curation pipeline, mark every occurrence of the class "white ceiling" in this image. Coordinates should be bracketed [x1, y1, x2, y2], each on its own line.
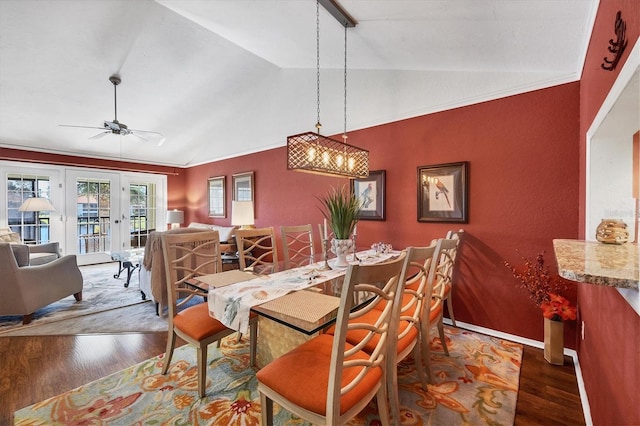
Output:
[0, 0, 598, 168]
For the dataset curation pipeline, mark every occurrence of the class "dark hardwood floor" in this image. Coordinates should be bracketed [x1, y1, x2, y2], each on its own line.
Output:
[0, 332, 585, 425]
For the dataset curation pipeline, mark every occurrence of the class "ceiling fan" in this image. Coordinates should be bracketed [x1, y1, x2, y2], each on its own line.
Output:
[60, 75, 166, 146]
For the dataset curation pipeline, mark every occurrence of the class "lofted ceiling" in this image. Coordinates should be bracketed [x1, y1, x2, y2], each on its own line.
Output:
[0, 0, 598, 168]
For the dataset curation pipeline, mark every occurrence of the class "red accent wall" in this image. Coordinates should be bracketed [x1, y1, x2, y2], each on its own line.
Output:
[187, 82, 581, 347]
[578, 1, 640, 425]
[184, 148, 345, 230]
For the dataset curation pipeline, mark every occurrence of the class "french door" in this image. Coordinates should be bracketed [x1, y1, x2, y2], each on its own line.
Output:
[65, 169, 122, 265]
[64, 170, 167, 266]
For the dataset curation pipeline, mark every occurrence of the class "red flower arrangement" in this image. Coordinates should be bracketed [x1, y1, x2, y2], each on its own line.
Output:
[504, 252, 576, 322]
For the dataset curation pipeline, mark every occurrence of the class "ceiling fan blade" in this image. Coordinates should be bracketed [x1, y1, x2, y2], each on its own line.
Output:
[59, 124, 105, 130]
[88, 131, 110, 140]
[131, 129, 163, 137]
[131, 129, 165, 146]
[129, 132, 149, 142]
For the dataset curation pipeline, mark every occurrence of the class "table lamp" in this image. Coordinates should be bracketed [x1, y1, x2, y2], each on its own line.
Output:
[231, 200, 255, 229]
[166, 209, 184, 229]
[19, 197, 57, 244]
[19, 197, 56, 213]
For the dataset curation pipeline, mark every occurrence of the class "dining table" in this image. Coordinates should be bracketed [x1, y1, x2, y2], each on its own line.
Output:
[197, 249, 399, 368]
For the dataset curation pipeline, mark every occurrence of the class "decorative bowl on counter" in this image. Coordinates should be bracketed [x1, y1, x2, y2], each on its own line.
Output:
[595, 219, 629, 244]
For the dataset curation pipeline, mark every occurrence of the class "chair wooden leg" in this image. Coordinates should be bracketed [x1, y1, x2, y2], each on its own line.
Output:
[197, 344, 208, 398]
[73, 291, 82, 301]
[161, 330, 177, 375]
[387, 353, 401, 424]
[446, 295, 456, 326]
[376, 381, 391, 426]
[260, 392, 274, 426]
[412, 343, 429, 390]
[421, 327, 434, 384]
[438, 319, 449, 356]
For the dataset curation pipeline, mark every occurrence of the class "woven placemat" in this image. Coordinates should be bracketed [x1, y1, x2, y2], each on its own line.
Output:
[195, 270, 254, 288]
[259, 291, 340, 323]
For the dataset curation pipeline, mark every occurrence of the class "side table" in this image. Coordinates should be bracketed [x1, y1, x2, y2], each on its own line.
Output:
[221, 252, 240, 271]
[110, 249, 144, 288]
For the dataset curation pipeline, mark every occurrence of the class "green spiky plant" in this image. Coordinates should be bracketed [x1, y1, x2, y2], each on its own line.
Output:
[317, 185, 361, 239]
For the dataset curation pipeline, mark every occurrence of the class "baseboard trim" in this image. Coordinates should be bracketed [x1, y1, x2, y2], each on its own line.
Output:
[443, 318, 593, 425]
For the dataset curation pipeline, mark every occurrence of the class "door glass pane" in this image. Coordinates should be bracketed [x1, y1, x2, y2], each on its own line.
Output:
[129, 182, 156, 249]
[6, 174, 51, 244]
[77, 178, 111, 254]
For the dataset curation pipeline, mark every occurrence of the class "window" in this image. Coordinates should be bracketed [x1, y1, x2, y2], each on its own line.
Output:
[7, 174, 51, 244]
[129, 182, 157, 248]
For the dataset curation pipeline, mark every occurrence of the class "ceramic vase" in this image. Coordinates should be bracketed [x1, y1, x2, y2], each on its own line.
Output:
[595, 219, 629, 244]
[543, 317, 564, 365]
[331, 238, 353, 267]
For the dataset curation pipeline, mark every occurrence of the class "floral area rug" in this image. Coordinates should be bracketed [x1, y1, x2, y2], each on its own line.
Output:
[0, 262, 157, 336]
[14, 326, 523, 425]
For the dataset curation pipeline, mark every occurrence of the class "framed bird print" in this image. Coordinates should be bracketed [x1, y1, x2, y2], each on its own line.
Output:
[352, 170, 386, 220]
[418, 161, 468, 223]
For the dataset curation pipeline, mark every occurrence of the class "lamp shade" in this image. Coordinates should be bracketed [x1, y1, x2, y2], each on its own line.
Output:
[231, 201, 254, 228]
[19, 197, 56, 212]
[166, 210, 184, 225]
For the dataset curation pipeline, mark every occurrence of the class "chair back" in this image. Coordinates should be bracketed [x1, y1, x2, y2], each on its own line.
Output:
[280, 224, 315, 266]
[235, 227, 279, 273]
[432, 238, 459, 302]
[398, 245, 438, 341]
[445, 228, 464, 240]
[161, 230, 222, 320]
[445, 229, 463, 261]
[327, 252, 406, 421]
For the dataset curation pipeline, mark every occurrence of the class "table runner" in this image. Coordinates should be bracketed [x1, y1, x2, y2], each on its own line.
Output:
[207, 250, 397, 333]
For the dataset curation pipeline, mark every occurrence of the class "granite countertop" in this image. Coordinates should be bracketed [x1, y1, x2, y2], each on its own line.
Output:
[553, 239, 639, 289]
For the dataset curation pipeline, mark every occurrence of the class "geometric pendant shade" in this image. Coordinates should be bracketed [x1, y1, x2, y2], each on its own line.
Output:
[287, 131, 369, 179]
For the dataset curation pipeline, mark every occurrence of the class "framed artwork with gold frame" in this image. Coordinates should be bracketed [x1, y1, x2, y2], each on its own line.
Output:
[208, 176, 225, 218]
[232, 171, 254, 202]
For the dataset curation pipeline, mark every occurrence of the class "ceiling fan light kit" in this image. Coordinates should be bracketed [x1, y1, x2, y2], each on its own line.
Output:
[60, 74, 165, 146]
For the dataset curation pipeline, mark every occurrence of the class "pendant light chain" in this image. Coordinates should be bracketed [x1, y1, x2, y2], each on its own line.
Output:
[343, 25, 348, 141]
[315, 0, 322, 133]
[286, 0, 369, 179]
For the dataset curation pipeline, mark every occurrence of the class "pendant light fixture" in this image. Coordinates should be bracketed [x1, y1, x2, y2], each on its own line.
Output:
[286, 0, 369, 179]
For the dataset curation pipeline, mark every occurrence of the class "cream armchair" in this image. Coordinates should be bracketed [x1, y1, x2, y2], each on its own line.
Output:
[0, 228, 60, 265]
[0, 242, 83, 324]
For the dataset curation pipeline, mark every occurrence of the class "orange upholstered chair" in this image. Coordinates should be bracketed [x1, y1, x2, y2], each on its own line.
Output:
[280, 224, 315, 268]
[442, 229, 463, 325]
[331, 245, 436, 423]
[256, 252, 407, 426]
[235, 227, 279, 274]
[160, 230, 257, 398]
[420, 237, 459, 380]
